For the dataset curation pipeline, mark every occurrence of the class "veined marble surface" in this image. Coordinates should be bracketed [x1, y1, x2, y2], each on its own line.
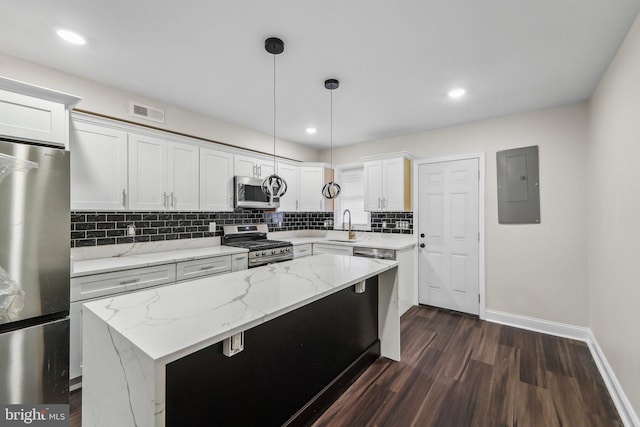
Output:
[271, 230, 416, 250]
[83, 254, 398, 363]
[72, 245, 247, 277]
[82, 253, 400, 427]
[71, 236, 223, 261]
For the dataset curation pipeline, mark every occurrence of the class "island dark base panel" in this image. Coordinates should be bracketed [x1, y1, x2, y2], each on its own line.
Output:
[165, 277, 380, 427]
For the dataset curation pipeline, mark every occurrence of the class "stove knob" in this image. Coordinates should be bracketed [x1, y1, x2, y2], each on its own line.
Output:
[262, 251, 267, 256]
[271, 249, 276, 255]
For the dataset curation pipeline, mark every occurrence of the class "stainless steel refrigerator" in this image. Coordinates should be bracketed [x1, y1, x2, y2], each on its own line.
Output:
[0, 138, 70, 404]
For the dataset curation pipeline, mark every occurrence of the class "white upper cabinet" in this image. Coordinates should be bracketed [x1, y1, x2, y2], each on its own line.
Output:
[299, 166, 331, 212]
[0, 78, 80, 147]
[234, 154, 274, 179]
[167, 141, 199, 211]
[128, 133, 168, 210]
[200, 147, 234, 211]
[363, 155, 411, 212]
[70, 121, 128, 210]
[128, 133, 199, 211]
[276, 162, 299, 211]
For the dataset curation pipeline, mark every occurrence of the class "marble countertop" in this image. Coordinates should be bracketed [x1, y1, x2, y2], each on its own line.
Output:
[83, 254, 398, 363]
[71, 245, 248, 278]
[281, 235, 416, 251]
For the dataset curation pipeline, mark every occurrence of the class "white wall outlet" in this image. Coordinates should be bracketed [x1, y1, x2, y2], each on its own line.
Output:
[208, 222, 216, 233]
[127, 224, 136, 236]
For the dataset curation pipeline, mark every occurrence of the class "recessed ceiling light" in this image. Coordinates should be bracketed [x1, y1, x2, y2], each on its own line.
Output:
[305, 127, 317, 134]
[448, 88, 466, 99]
[56, 29, 86, 45]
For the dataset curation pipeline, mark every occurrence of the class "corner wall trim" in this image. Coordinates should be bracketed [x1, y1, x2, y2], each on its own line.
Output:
[485, 309, 638, 427]
[586, 331, 640, 427]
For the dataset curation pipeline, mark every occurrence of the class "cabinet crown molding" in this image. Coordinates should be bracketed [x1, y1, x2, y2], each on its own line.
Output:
[359, 151, 414, 161]
[0, 75, 81, 107]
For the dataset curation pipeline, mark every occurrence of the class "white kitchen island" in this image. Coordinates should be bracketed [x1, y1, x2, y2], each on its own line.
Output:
[82, 254, 400, 427]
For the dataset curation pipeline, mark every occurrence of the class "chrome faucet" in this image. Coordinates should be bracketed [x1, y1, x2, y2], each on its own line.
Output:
[342, 209, 356, 240]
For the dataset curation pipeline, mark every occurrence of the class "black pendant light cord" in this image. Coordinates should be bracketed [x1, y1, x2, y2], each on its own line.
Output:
[272, 53, 277, 172]
[330, 88, 334, 182]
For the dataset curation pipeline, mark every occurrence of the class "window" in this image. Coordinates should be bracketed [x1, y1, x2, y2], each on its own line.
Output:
[333, 165, 370, 230]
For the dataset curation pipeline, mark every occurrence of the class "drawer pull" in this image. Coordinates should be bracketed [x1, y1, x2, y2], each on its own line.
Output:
[121, 278, 140, 285]
[200, 266, 215, 271]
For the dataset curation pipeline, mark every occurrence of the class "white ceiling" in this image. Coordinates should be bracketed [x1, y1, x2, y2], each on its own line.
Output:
[1, 1, 639, 149]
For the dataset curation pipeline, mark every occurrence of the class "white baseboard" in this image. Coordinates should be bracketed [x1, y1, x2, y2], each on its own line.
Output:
[485, 309, 591, 341]
[586, 331, 640, 427]
[485, 309, 638, 427]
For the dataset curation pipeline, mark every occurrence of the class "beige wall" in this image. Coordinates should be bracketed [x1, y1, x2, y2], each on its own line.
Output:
[588, 13, 640, 417]
[325, 104, 590, 326]
[0, 53, 319, 162]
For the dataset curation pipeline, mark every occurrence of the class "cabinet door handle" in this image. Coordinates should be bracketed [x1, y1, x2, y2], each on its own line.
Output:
[162, 192, 167, 207]
[122, 189, 126, 208]
[383, 197, 387, 209]
[258, 165, 262, 177]
[295, 200, 298, 210]
[170, 192, 175, 208]
[378, 198, 381, 208]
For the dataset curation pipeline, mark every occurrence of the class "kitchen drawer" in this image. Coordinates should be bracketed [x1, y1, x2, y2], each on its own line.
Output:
[70, 264, 177, 302]
[293, 243, 312, 258]
[176, 256, 232, 282]
[312, 243, 354, 256]
[231, 253, 248, 271]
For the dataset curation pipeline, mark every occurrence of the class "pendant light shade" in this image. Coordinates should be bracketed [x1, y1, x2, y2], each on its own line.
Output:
[262, 37, 288, 199]
[322, 78, 341, 199]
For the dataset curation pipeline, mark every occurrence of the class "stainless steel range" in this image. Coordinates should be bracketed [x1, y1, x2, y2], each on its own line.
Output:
[222, 224, 293, 268]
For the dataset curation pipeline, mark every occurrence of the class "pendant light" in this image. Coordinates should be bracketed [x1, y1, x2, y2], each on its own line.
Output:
[322, 78, 341, 199]
[261, 37, 288, 199]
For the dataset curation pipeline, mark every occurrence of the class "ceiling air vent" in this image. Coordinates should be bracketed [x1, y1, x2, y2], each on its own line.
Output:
[129, 102, 165, 123]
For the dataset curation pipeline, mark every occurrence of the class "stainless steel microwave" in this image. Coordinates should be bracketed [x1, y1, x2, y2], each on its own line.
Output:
[234, 176, 280, 209]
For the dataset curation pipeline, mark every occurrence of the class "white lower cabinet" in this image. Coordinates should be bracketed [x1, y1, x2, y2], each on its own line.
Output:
[232, 253, 249, 271]
[176, 256, 231, 282]
[70, 264, 177, 303]
[70, 252, 248, 386]
[312, 243, 354, 256]
[293, 243, 312, 258]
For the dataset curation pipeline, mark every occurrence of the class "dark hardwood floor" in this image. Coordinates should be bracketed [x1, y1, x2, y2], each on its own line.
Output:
[312, 305, 622, 427]
[69, 305, 622, 427]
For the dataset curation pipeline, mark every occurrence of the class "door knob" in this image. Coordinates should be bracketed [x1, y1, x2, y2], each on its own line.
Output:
[420, 233, 425, 238]
[419, 243, 425, 248]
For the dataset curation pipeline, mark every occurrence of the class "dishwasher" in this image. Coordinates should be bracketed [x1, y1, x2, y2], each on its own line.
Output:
[352, 246, 396, 260]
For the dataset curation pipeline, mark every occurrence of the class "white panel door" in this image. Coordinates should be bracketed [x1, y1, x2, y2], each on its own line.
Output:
[277, 162, 299, 211]
[128, 133, 168, 210]
[363, 160, 382, 211]
[299, 166, 324, 211]
[167, 141, 199, 210]
[70, 121, 128, 210]
[418, 158, 479, 314]
[200, 148, 234, 211]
